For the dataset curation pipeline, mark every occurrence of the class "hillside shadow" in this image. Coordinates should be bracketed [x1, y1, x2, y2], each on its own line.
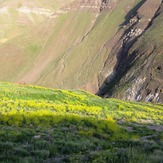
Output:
[1, 113, 162, 139]
[1, 113, 162, 162]
[1, 113, 162, 146]
[120, 0, 146, 26]
[97, 0, 147, 97]
[97, 36, 139, 97]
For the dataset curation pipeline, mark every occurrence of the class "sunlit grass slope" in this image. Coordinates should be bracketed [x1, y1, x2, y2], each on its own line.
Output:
[0, 82, 163, 162]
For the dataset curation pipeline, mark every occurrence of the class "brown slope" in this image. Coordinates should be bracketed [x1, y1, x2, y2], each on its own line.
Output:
[1, 0, 162, 104]
[17, 0, 141, 93]
[18, 0, 103, 88]
[0, 0, 142, 90]
[0, 0, 72, 80]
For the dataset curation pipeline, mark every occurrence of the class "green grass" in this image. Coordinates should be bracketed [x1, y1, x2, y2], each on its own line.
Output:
[0, 82, 162, 162]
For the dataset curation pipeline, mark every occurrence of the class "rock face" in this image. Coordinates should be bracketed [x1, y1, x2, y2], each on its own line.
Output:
[98, 0, 163, 103]
[0, 0, 162, 103]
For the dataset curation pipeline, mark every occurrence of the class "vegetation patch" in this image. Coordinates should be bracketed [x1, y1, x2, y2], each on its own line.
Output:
[0, 82, 162, 162]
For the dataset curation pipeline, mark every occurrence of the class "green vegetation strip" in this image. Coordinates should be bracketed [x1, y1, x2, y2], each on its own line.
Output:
[0, 82, 162, 162]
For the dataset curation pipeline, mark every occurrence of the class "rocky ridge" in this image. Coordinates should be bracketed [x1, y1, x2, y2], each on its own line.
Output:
[98, 0, 163, 103]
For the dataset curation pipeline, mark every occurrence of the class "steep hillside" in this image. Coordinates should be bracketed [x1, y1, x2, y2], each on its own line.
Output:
[98, 0, 163, 103]
[0, 0, 162, 103]
[0, 82, 163, 162]
[0, 0, 142, 89]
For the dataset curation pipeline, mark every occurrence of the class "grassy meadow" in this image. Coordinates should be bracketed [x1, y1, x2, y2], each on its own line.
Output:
[0, 82, 162, 162]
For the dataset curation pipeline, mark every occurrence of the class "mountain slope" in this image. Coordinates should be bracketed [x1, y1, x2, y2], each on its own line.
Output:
[0, 0, 142, 89]
[98, 0, 163, 103]
[0, 0, 162, 103]
[0, 82, 163, 162]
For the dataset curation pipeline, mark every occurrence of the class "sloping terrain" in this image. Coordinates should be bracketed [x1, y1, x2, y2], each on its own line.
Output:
[0, 0, 72, 43]
[0, 0, 73, 81]
[98, 0, 163, 103]
[0, 0, 162, 103]
[0, 82, 162, 162]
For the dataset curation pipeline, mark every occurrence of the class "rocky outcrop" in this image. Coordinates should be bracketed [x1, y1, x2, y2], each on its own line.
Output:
[98, 0, 163, 103]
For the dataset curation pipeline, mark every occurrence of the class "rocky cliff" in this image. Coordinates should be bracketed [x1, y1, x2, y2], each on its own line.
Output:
[98, 0, 163, 103]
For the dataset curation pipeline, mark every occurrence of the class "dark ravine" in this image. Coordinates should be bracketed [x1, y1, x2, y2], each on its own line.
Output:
[97, 0, 163, 103]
